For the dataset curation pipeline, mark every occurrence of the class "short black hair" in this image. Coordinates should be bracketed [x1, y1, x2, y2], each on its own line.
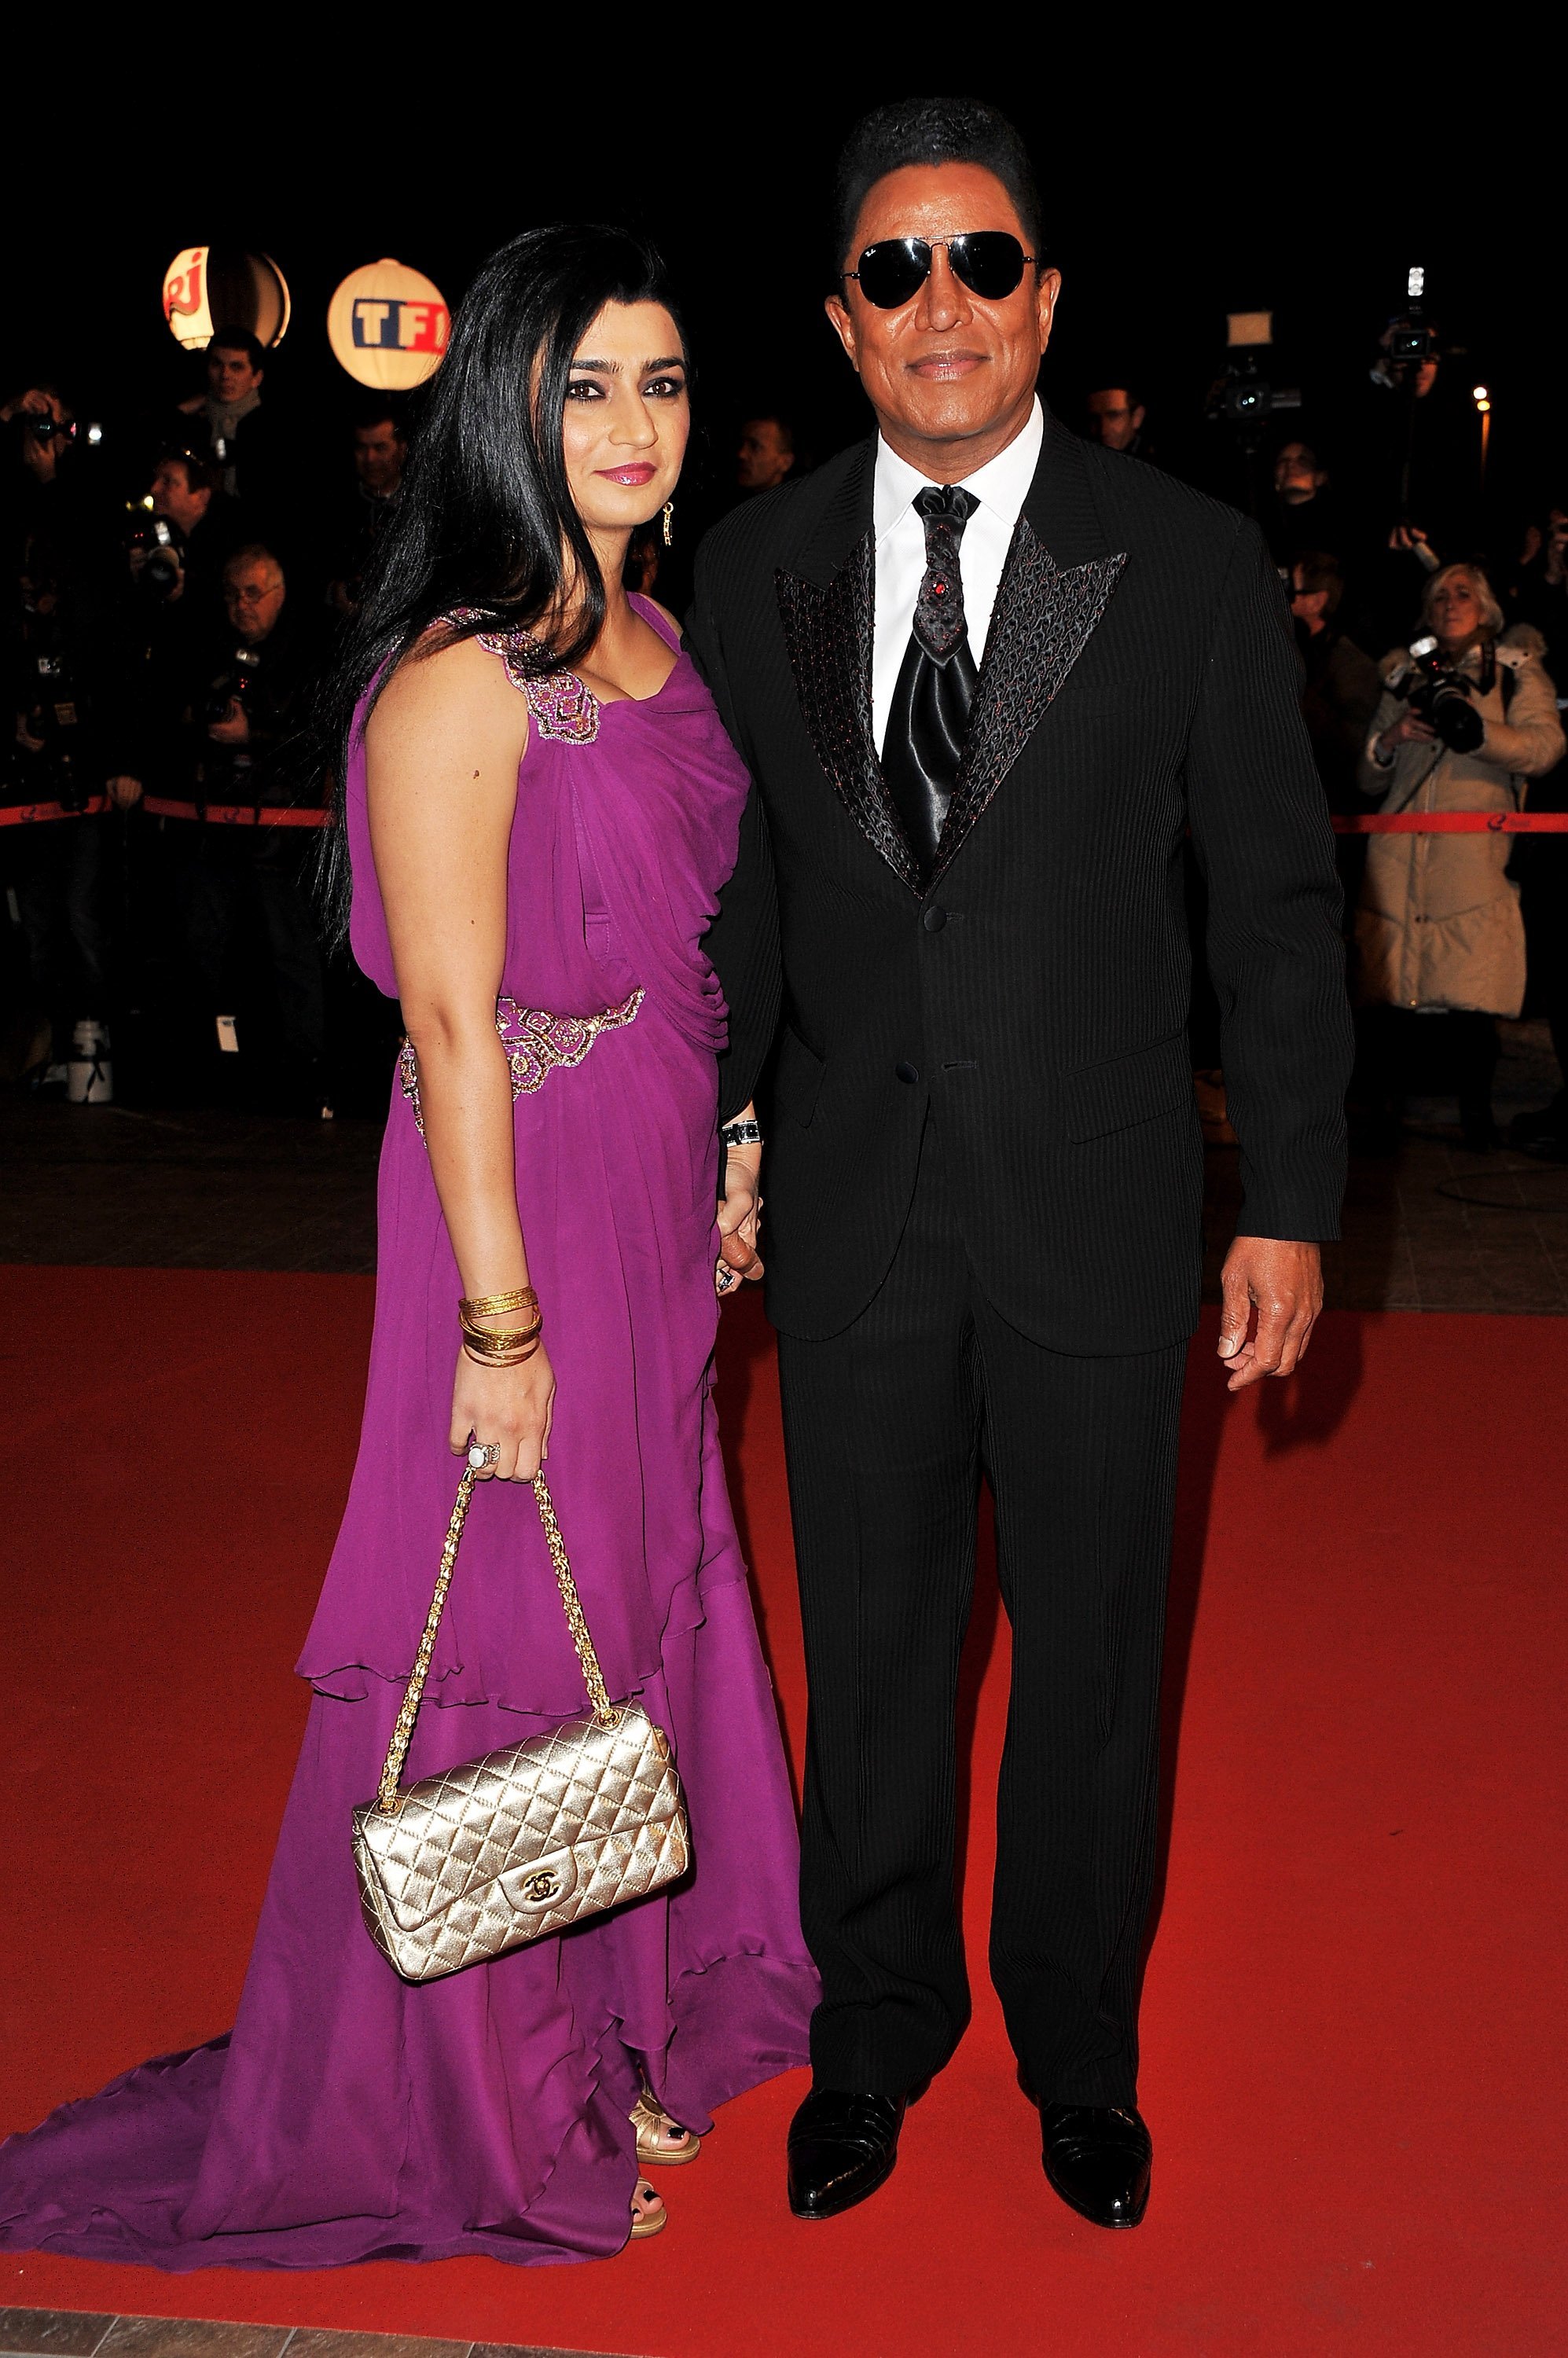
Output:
[349, 394, 408, 437]
[832, 96, 1045, 274]
[208, 325, 266, 372]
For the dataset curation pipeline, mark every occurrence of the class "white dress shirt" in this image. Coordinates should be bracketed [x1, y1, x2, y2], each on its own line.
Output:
[871, 396, 1045, 755]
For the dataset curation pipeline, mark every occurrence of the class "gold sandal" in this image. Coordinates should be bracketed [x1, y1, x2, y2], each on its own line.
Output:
[630, 2093, 703, 2167]
[630, 2176, 667, 2239]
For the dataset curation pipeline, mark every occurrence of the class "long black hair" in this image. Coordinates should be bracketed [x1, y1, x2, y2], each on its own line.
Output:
[315, 222, 687, 937]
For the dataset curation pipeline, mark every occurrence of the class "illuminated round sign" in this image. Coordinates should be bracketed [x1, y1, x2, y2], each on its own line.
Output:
[162, 248, 291, 352]
[327, 259, 450, 389]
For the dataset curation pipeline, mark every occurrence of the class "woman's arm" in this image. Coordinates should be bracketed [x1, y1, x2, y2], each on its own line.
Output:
[365, 638, 554, 1482]
[1480, 657, 1568, 780]
[1357, 686, 1420, 795]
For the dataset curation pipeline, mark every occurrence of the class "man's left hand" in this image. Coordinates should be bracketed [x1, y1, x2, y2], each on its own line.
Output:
[1217, 1236, 1323, 1392]
[715, 1141, 763, 1296]
[207, 698, 250, 746]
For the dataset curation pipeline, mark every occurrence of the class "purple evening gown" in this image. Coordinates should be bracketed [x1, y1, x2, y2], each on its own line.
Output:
[0, 598, 816, 2268]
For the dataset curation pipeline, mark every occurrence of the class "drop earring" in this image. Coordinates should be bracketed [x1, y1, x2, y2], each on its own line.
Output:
[661, 501, 674, 548]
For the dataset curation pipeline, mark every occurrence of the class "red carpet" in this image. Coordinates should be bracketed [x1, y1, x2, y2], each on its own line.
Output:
[2, 1267, 1564, 2356]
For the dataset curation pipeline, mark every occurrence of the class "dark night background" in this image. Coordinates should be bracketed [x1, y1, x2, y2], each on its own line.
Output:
[3, 72, 1553, 538]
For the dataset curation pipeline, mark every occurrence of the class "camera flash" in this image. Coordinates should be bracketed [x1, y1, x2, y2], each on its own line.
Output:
[1471, 385, 1488, 402]
[1407, 266, 1425, 298]
[1226, 310, 1272, 349]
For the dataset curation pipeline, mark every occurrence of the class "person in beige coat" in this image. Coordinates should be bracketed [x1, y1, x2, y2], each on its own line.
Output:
[1354, 563, 1565, 1147]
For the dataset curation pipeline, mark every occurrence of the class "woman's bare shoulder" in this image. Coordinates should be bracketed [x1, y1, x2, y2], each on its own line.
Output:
[642, 595, 684, 643]
[368, 630, 529, 756]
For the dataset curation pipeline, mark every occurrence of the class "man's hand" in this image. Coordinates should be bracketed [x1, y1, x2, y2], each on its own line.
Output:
[105, 775, 144, 811]
[715, 1136, 763, 1296]
[1217, 1237, 1323, 1392]
[207, 697, 251, 745]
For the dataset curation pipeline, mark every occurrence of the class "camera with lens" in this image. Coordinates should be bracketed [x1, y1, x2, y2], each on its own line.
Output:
[125, 505, 185, 597]
[13, 413, 101, 446]
[204, 643, 262, 725]
[12, 645, 93, 810]
[1206, 311, 1301, 446]
[1388, 637, 1487, 755]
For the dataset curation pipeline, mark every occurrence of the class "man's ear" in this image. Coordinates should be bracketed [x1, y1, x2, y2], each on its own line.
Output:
[1035, 268, 1063, 357]
[824, 292, 858, 375]
[1131, 405, 1146, 432]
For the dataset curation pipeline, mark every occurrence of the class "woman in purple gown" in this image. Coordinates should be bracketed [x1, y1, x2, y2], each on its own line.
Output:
[0, 226, 815, 2265]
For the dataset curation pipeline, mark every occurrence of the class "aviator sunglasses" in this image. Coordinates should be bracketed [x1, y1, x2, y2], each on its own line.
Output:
[843, 231, 1038, 310]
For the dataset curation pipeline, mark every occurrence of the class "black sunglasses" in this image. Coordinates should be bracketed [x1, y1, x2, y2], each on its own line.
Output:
[843, 232, 1038, 310]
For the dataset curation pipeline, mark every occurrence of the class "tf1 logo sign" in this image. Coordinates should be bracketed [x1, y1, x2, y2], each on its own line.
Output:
[351, 298, 449, 354]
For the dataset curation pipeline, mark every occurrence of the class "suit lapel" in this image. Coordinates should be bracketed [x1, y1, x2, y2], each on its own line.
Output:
[931, 531, 1126, 887]
[773, 416, 1128, 897]
[774, 445, 924, 894]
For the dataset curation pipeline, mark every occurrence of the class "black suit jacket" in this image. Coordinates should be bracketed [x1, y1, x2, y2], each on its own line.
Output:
[691, 409, 1352, 1352]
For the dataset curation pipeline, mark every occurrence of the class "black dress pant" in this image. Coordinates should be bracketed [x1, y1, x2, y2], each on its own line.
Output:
[777, 1122, 1187, 2109]
[181, 825, 326, 1065]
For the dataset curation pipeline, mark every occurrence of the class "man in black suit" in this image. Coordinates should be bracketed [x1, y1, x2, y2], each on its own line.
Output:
[692, 98, 1352, 2231]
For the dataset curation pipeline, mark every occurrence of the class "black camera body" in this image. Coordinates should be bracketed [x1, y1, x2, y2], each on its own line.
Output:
[1387, 319, 1435, 365]
[125, 507, 185, 598]
[1390, 636, 1488, 755]
[204, 643, 263, 726]
[13, 413, 101, 446]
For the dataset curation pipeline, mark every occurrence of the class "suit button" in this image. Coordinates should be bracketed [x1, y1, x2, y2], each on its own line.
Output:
[894, 1061, 920, 1085]
[922, 905, 947, 932]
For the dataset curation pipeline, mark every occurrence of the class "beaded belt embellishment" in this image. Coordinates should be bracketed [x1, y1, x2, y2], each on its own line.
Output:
[399, 990, 644, 1140]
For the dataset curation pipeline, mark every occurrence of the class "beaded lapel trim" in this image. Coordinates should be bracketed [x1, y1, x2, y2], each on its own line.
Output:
[775, 538, 923, 894]
[446, 608, 600, 743]
[399, 991, 644, 1140]
[931, 524, 1126, 890]
[773, 523, 1125, 895]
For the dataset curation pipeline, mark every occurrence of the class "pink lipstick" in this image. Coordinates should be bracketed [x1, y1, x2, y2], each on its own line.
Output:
[597, 463, 657, 486]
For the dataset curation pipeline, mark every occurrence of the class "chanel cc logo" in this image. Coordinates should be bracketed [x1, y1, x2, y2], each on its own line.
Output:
[520, 1869, 560, 1904]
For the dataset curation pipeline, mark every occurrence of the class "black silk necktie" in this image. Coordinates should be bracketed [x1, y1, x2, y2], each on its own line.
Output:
[883, 483, 979, 879]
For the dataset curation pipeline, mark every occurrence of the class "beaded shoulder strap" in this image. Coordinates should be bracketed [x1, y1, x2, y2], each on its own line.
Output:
[444, 606, 599, 744]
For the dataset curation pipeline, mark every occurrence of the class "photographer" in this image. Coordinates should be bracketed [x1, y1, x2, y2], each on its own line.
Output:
[1084, 380, 1153, 459]
[1, 384, 114, 585]
[181, 545, 331, 1112]
[5, 519, 119, 1090]
[1353, 564, 1565, 1148]
[1291, 553, 1382, 803]
[321, 402, 406, 615]
[131, 450, 241, 619]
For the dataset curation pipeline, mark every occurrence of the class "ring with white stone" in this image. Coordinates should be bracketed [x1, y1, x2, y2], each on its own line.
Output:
[468, 1442, 500, 1471]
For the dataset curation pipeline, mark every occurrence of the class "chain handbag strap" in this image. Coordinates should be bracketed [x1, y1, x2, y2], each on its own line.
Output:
[374, 1467, 616, 1814]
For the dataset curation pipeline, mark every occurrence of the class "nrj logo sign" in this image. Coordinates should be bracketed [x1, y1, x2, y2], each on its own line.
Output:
[351, 298, 449, 354]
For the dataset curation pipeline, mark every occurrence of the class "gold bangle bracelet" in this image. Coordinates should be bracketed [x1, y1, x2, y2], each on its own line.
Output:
[460, 1320, 542, 1358]
[459, 1287, 539, 1323]
[461, 1336, 542, 1369]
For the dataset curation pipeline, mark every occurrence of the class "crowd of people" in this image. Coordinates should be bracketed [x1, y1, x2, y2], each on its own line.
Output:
[5, 321, 1566, 1150]
[1081, 354, 1566, 1154]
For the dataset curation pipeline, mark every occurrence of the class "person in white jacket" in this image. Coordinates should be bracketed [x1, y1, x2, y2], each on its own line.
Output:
[1355, 562, 1565, 1148]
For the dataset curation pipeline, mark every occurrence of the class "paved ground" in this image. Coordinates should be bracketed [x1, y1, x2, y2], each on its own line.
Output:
[3, 1021, 1566, 1312]
[0, 2312, 631, 2358]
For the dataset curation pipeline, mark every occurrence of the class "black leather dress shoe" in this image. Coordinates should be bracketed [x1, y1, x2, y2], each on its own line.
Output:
[787, 2084, 908, 2219]
[1040, 2103, 1152, 2228]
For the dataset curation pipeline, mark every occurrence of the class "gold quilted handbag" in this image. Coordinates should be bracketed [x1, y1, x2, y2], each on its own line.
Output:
[351, 1464, 689, 1982]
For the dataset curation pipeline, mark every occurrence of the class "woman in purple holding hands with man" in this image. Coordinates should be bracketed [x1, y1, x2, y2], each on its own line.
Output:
[0, 226, 815, 2263]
